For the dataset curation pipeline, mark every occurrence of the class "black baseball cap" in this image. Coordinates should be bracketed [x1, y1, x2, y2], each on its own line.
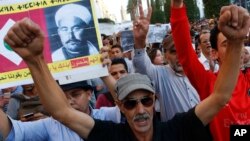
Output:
[60, 81, 93, 91]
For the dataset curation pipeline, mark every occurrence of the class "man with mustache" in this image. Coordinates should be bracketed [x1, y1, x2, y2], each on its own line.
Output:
[133, 33, 200, 121]
[3, 1, 248, 140]
[52, 3, 99, 62]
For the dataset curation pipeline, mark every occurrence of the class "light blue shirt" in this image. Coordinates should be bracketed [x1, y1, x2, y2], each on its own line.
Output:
[5, 106, 121, 141]
[1, 86, 23, 113]
[133, 48, 200, 121]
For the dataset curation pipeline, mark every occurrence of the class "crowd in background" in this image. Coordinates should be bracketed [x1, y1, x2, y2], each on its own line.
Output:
[0, 1, 250, 141]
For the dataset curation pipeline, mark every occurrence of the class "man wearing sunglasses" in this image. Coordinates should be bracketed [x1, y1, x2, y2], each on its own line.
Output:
[3, 2, 247, 141]
[134, 32, 201, 122]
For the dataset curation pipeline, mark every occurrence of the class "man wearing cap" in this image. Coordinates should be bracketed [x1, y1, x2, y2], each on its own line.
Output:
[3, 2, 245, 140]
[134, 32, 200, 121]
[0, 81, 121, 141]
[52, 3, 99, 62]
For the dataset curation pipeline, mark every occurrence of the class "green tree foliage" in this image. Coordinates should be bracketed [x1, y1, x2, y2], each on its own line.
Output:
[185, 0, 200, 22]
[151, 0, 166, 23]
[151, 9, 166, 23]
[164, 0, 199, 23]
[164, 0, 171, 23]
[151, 0, 155, 9]
[127, 0, 138, 20]
[98, 18, 115, 24]
[203, 0, 230, 18]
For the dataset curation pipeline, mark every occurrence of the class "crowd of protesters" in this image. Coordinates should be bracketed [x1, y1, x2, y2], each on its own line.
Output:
[1, 0, 250, 141]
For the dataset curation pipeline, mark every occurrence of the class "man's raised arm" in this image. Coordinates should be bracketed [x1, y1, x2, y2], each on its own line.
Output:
[133, 2, 152, 49]
[0, 109, 11, 139]
[4, 18, 94, 139]
[193, 5, 250, 125]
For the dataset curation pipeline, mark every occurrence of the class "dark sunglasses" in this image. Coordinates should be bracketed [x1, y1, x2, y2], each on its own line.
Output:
[123, 96, 154, 110]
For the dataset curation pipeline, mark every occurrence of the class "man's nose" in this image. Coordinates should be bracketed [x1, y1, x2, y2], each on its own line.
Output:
[68, 31, 76, 39]
[136, 102, 146, 114]
[116, 73, 121, 80]
[114, 53, 118, 56]
[206, 41, 211, 46]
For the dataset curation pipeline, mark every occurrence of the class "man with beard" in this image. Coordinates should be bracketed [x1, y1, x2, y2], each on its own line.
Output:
[3, 2, 248, 140]
[133, 34, 200, 121]
[52, 3, 99, 61]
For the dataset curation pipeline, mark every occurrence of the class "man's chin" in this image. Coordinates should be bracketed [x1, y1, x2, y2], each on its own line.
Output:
[66, 46, 82, 52]
[175, 66, 184, 73]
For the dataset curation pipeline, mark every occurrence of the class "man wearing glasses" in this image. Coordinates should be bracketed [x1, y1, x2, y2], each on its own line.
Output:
[198, 30, 219, 72]
[52, 3, 99, 62]
[3, 1, 248, 141]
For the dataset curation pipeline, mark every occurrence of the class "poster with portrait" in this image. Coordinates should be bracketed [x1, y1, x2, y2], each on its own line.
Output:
[0, 0, 108, 89]
[120, 30, 134, 52]
[147, 24, 171, 43]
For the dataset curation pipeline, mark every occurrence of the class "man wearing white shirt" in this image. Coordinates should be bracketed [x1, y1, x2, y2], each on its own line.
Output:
[198, 30, 219, 72]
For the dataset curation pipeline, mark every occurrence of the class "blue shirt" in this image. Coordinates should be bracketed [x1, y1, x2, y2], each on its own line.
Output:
[133, 48, 200, 121]
[5, 106, 121, 141]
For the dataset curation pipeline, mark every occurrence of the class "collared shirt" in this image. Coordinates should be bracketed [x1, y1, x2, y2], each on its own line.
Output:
[5, 106, 121, 141]
[124, 58, 134, 73]
[133, 48, 200, 121]
[198, 52, 219, 73]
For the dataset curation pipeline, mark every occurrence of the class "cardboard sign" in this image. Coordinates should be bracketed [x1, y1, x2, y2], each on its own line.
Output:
[0, 0, 108, 88]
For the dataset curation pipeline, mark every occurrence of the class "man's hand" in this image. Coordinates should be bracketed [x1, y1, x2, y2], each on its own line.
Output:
[4, 18, 45, 63]
[0, 96, 6, 108]
[100, 46, 111, 70]
[171, 0, 183, 8]
[20, 112, 47, 122]
[219, 5, 250, 41]
[133, 4, 152, 48]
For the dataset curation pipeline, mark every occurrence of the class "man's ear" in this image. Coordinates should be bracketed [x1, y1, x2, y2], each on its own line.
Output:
[116, 100, 125, 114]
[164, 51, 170, 61]
[211, 49, 218, 60]
[86, 89, 93, 100]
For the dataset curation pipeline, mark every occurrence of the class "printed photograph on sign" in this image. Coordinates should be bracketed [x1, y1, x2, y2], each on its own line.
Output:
[45, 1, 99, 62]
[0, 0, 107, 89]
[147, 24, 171, 43]
[120, 30, 134, 52]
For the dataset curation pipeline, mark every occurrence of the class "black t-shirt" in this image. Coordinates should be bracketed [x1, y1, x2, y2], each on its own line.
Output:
[86, 108, 212, 141]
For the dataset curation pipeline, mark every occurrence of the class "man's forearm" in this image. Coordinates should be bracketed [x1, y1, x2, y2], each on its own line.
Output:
[26, 57, 70, 119]
[171, 0, 183, 8]
[195, 40, 243, 125]
[134, 39, 146, 49]
[0, 109, 11, 139]
[101, 76, 117, 101]
[133, 49, 156, 76]
[25, 57, 94, 139]
[213, 40, 243, 101]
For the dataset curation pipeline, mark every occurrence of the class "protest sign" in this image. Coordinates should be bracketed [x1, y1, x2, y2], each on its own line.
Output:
[120, 30, 134, 52]
[0, 0, 108, 88]
[147, 24, 171, 43]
